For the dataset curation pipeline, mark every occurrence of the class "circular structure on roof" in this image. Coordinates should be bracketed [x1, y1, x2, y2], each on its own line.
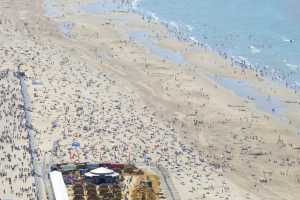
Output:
[84, 172, 98, 177]
[90, 167, 114, 175]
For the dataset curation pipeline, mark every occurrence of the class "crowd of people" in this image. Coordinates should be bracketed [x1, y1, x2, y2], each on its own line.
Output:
[23, 48, 235, 200]
[0, 70, 36, 200]
[0, 0, 299, 200]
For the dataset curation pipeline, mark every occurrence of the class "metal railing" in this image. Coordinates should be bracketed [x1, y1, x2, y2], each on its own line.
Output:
[156, 165, 181, 200]
[16, 68, 46, 200]
[135, 162, 181, 200]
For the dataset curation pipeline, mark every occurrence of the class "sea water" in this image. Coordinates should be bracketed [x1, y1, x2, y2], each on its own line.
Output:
[129, 31, 185, 65]
[212, 76, 284, 117]
[135, 0, 300, 89]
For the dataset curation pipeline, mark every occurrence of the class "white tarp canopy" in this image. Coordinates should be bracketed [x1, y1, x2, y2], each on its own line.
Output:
[90, 167, 113, 175]
[109, 172, 120, 177]
[84, 172, 99, 177]
[50, 171, 69, 200]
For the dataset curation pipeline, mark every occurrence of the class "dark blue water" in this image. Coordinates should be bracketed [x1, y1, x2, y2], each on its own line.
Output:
[136, 0, 300, 88]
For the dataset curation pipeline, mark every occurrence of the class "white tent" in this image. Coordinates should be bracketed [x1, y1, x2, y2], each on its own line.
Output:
[90, 167, 113, 175]
[109, 172, 120, 177]
[49, 171, 69, 200]
[84, 172, 99, 177]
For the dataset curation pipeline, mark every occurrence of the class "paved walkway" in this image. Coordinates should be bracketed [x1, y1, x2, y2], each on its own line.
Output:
[17, 67, 46, 200]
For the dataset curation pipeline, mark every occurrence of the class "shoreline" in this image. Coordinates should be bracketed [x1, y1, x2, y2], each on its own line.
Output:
[132, 1, 300, 93]
[115, 8, 300, 130]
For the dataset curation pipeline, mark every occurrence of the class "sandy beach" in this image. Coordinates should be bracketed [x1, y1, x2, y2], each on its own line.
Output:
[0, 0, 300, 199]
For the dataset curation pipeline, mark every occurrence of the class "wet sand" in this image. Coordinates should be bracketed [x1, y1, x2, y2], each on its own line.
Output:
[1, 0, 300, 199]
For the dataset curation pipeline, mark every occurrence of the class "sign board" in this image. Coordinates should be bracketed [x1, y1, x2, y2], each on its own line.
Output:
[72, 141, 80, 149]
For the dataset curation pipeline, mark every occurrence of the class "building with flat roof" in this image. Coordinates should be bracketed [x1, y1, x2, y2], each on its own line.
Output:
[49, 171, 69, 200]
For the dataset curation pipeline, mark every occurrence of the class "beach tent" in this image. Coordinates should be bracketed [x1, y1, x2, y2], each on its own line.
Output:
[85, 167, 120, 185]
[84, 172, 99, 177]
[49, 171, 69, 200]
[90, 167, 114, 175]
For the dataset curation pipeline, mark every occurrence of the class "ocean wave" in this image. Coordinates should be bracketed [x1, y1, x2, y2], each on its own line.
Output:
[286, 63, 300, 71]
[169, 21, 179, 30]
[140, 11, 159, 23]
[281, 36, 295, 43]
[130, 0, 300, 92]
[249, 45, 261, 54]
[131, 0, 142, 9]
[186, 24, 193, 32]
[282, 36, 290, 42]
[189, 36, 199, 43]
